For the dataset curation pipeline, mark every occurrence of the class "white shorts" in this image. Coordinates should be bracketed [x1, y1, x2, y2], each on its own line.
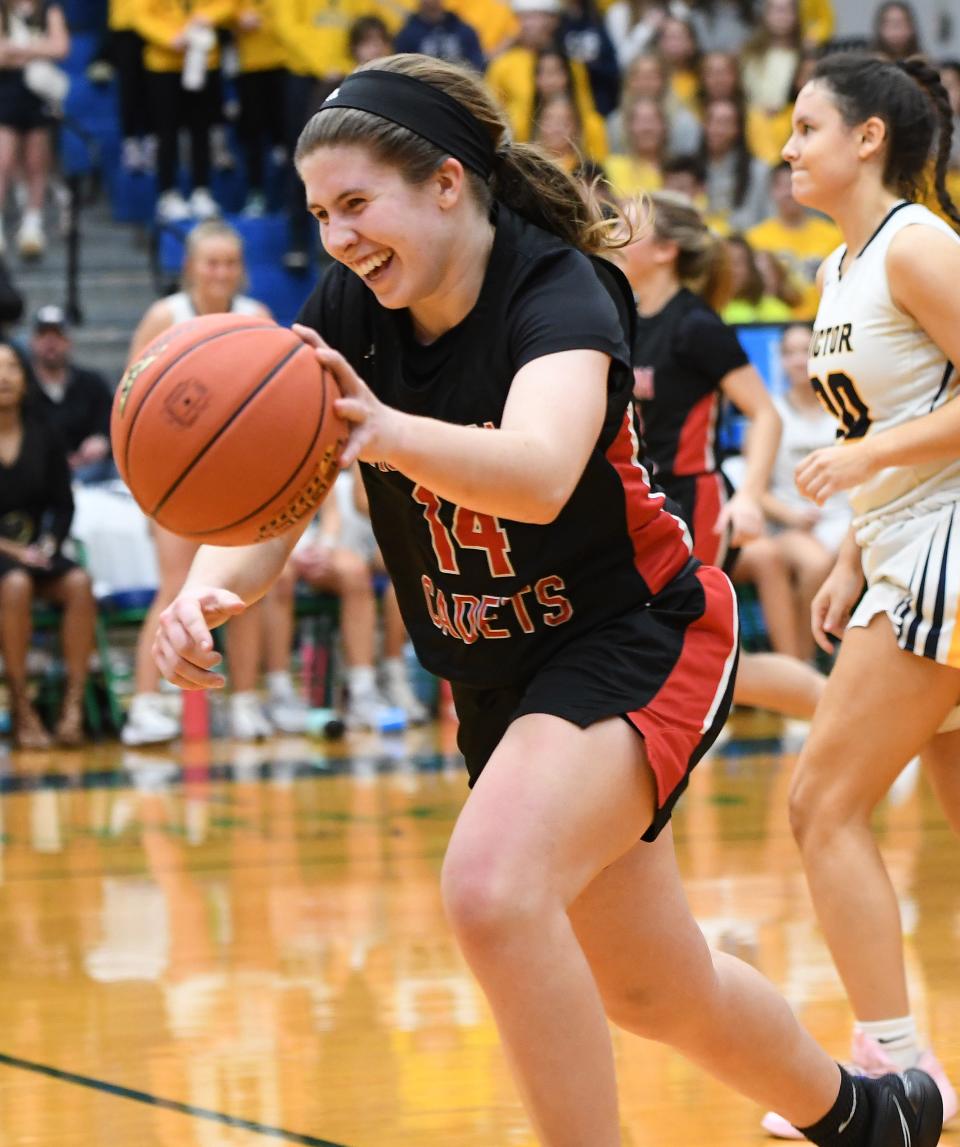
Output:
[850, 501, 960, 733]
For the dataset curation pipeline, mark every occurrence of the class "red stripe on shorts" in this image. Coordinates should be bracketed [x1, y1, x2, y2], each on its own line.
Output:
[625, 564, 738, 808]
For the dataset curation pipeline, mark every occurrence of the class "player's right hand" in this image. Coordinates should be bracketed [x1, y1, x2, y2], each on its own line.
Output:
[810, 561, 865, 654]
[153, 587, 246, 690]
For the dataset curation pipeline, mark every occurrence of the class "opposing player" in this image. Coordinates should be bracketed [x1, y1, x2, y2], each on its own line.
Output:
[761, 51, 960, 1138]
[152, 55, 942, 1147]
[620, 191, 827, 720]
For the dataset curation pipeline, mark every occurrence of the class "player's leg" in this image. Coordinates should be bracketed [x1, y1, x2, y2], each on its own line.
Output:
[788, 613, 960, 1022]
[440, 711, 661, 1146]
[922, 726, 960, 836]
[568, 826, 839, 1125]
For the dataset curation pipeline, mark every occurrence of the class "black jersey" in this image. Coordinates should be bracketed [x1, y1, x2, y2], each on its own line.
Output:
[296, 204, 692, 688]
[633, 288, 747, 480]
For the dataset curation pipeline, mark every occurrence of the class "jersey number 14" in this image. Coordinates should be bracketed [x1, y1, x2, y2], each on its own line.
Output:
[413, 486, 516, 577]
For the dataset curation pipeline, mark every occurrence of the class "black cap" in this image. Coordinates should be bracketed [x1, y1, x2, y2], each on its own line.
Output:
[33, 305, 68, 332]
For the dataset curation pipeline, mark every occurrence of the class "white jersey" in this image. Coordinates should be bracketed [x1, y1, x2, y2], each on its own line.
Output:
[164, 291, 263, 324]
[811, 201, 960, 534]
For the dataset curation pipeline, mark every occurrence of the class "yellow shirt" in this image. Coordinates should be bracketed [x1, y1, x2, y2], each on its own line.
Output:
[136, 0, 237, 73]
[669, 68, 698, 114]
[800, 0, 834, 45]
[272, 0, 358, 79]
[746, 214, 841, 281]
[233, 0, 288, 71]
[108, 0, 139, 31]
[605, 154, 661, 199]
[485, 46, 607, 161]
[448, 0, 517, 56]
[746, 104, 792, 167]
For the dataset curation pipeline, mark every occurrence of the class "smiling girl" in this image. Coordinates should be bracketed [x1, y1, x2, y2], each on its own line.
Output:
[761, 50, 960, 1139]
[151, 54, 941, 1147]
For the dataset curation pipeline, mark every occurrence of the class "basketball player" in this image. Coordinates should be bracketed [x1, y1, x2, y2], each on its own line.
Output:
[151, 55, 942, 1147]
[620, 191, 828, 720]
[759, 51, 960, 1138]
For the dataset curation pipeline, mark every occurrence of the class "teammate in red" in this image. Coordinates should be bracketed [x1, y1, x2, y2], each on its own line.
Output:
[152, 55, 941, 1147]
[621, 191, 827, 720]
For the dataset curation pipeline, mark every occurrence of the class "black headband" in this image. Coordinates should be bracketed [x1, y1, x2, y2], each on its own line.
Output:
[318, 69, 495, 178]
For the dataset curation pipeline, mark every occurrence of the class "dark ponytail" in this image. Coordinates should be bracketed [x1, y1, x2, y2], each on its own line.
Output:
[295, 54, 629, 256]
[896, 56, 960, 229]
[812, 51, 960, 230]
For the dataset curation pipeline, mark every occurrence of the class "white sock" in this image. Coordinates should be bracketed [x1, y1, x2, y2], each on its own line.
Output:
[266, 670, 294, 697]
[347, 665, 377, 697]
[382, 657, 405, 683]
[856, 1016, 920, 1070]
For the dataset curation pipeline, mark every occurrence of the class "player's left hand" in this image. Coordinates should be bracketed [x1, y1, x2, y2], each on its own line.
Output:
[715, 491, 763, 547]
[796, 440, 878, 504]
[293, 325, 401, 468]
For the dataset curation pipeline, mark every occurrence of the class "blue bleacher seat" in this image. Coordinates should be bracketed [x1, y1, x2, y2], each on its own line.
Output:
[64, 30, 101, 77]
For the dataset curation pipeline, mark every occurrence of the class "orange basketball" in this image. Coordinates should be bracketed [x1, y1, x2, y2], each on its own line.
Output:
[111, 313, 348, 546]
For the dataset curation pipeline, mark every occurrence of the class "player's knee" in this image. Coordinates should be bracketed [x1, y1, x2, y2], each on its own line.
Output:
[441, 848, 543, 949]
[787, 763, 859, 848]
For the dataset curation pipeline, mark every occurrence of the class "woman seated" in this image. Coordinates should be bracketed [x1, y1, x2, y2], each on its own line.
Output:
[0, 341, 95, 749]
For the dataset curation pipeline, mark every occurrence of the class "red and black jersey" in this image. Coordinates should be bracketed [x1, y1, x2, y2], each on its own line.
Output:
[295, 205, 693, 688]
[633, 288, 747, 480]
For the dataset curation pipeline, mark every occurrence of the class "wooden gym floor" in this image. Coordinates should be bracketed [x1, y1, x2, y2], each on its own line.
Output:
[0, 711, 957, 1147]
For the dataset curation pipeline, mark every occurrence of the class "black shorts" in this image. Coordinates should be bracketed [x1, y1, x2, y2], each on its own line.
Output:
[0, 551, 78, 583]
[661, 471, 739, 575]
[451, 561, 739, 842]
[0, 70, 54, 132]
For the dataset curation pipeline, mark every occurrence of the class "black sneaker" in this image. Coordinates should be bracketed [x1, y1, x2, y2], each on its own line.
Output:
[865, 1070, 942, 1147]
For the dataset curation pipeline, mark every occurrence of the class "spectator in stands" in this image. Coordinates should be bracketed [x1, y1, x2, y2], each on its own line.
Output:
[0, 0, 69, 257]
[734, 324, 850, 662]
[607, 51, 700, 155]
[870, 1, 922, 61]
[533, 92, 587, 174]
[107, 0, 155, 173]
[686, 0, 752, 54]
[26, 305, 116, 485]
[448, 0, 517, 58]
[798, 0, 834, 48]
[746, 160, 840, 317]
[274, 2, 362, 271]
[605, 95, 665, 197]
[0, 250, 22, 334]
[661, 152, 712, 213]
[135, 2, 233, 224]
[699, 96, 771, 230]
[121, 221, 303, 745]
[721, 233, 793, 322]
[532, 47, 606, 161]
[697, 47, 744, 107]
[394, 0, 485, 70]
[604, 0, 671, 73]
[349, 15, 393, 65]
[651, 13, 701, 112]
[232, 2, 289, 218]
[561, 0, 620, 117]
[740, 0, 802, 116]
[486, 3, 605, 150]
[0, 340, 96, 749]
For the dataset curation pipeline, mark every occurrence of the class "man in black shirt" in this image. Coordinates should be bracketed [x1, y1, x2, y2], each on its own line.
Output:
[27, 305, 116, 485]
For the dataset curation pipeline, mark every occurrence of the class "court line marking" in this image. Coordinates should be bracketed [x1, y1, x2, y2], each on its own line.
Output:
[0, 1051, 351, 1147]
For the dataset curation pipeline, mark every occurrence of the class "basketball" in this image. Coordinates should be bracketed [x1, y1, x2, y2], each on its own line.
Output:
[111, 313, 347, 546]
